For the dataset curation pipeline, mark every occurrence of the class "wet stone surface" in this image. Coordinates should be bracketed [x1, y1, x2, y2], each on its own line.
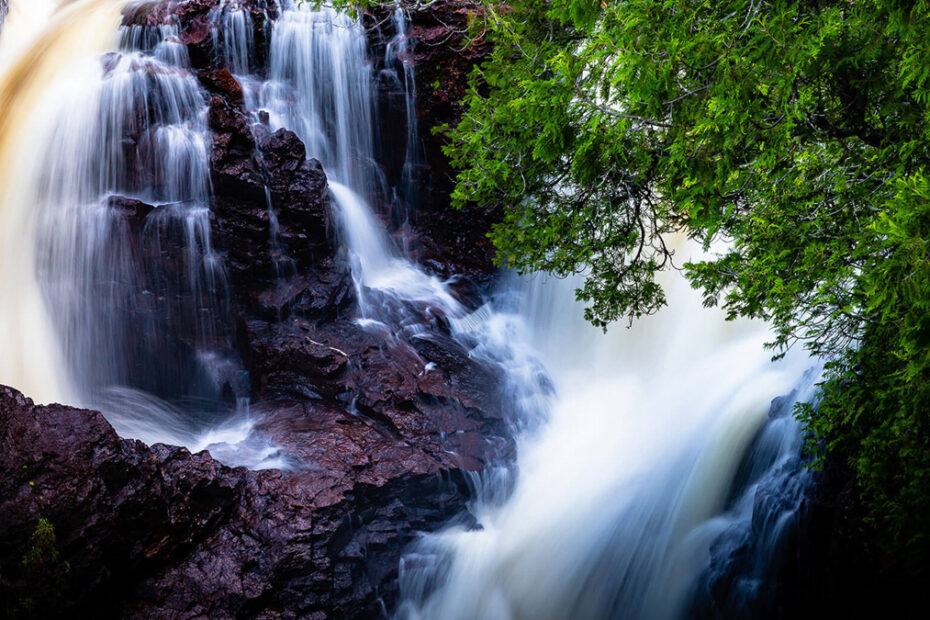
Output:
[0, 1, 507, 618]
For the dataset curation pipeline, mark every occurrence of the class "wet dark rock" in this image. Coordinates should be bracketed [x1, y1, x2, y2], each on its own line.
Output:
[187, 0, 513, 479]
[0, 386, 472, 618]
[206, 86, 334, 298]
[368, 1, 499, 282]
[123, 0, 278, 71]
[198, 67, 245, 105]
[106, 195, 155, 233]
[244, 314, 511, 473]
[0, 1, 517, 616]
[121, 0, 173, 27]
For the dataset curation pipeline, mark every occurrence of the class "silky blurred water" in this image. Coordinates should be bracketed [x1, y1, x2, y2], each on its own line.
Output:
[0, 4, 820, 615]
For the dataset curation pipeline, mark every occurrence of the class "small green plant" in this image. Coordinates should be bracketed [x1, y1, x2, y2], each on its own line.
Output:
[4, 518, 71, 617]
[21, 518, 61, 571]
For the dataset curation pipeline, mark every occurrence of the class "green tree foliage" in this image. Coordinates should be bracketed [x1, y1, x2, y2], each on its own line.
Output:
[442, 0, 930, 556]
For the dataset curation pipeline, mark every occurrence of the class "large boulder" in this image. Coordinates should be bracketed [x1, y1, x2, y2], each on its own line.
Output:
[0, 386, 473, 618]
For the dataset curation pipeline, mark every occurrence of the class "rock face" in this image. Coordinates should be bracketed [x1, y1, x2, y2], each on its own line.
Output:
[0, 386, 471, 618]
[367, 0, 499, 281]
[0, 1, 508, 618]
[177, 0, 512, 478]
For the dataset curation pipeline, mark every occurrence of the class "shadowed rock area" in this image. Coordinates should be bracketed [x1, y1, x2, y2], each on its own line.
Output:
[367, 0, 499, 281]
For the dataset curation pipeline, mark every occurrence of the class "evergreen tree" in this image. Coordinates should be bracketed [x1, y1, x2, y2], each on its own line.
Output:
[437, 0, 930, 559]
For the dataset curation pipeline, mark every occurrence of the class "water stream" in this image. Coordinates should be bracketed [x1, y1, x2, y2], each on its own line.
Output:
[0, 0, 277, 467]
[0, 2, 819, 616]
[397, 262, 817, 619]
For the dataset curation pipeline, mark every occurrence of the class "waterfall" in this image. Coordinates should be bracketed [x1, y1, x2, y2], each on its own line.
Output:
[0, 1, 821, 615]
[229, 3, 456, 319]
[0, 0, 56, 66]
[0, 0, 282, 469]
[384, 4, 422, 219]
[234, 6, 820, 614]
[0, 0, 124, 405]
[397, 255, 818, 619]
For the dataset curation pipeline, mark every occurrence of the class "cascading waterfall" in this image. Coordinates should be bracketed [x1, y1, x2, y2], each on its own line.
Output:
[0, 0, 124, 406]
[228, 6, 821, 615]
[0, 1, 821, 615]
[397, 256, 818, 619]
[216, 0, 254, 76]
[223, 2, 457, 318]
[0, 0, 281, 468]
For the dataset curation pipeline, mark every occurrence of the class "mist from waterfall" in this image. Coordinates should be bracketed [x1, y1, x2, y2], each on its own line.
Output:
[397, 254, 817, 619]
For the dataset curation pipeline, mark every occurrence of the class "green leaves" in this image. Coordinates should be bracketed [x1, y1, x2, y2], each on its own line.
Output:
[445, 0, 930, 557]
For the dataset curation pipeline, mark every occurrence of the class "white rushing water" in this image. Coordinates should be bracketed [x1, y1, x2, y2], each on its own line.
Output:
[0, 0, 124, 406]
[397, 255, 817, 619]
[242, 7, 820, 615]
[0, 0, 452, 468]
[1, 1, 819, 614]
[222, 2, 457, 317]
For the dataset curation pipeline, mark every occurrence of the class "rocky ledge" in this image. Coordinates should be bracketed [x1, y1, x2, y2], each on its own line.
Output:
[181, 0, 512, 479]
[0, 386, 471, 618]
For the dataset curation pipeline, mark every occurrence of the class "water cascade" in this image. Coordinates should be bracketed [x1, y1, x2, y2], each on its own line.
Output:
[383, 4, 422, 222]
[0, 0, 280, 467]
[0, 0, 125, 405]
[229, 7, 821, 614]
[221, 3, 458, 318]
[0, 1, 820, 616]
[398, 260, 817, 619]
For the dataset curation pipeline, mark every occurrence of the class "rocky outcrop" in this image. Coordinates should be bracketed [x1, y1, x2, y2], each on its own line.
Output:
[181, 1, 513, 477]
[114, 0, 512, 470]
[690, 411, 930, 620]
[368, 0, 499, 281]
[124, 0, 277, 71]
[204, 67, 336, 299]
[0, 386, 472, 618]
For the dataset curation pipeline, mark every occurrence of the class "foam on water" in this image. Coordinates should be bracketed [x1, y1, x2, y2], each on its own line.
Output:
[397, 245, 818, 619]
